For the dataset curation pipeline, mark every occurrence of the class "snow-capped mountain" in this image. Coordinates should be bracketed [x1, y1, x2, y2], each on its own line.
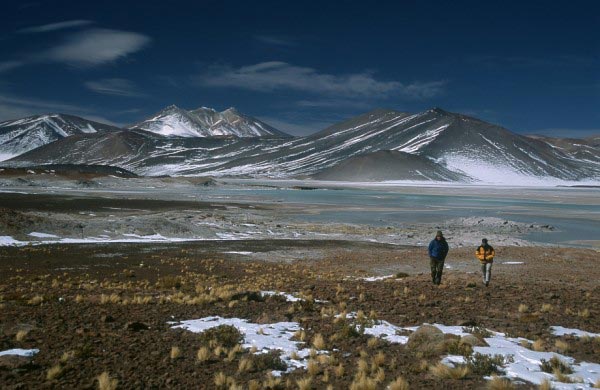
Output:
[0, 113, 121, 161]
[7, 108, 600, 184]
[130, 105, 290, 138]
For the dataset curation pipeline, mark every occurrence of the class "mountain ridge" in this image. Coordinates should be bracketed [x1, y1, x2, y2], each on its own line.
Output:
[4, 107, 599, 184]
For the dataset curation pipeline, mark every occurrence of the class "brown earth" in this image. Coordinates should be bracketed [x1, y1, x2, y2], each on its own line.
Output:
[0, 240, 598, 389]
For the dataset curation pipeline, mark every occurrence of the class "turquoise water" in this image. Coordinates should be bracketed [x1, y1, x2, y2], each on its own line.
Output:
[209, 185, 600, 246]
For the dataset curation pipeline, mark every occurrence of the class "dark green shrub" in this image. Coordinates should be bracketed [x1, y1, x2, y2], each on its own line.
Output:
[198, 325, 244, 348]
[465, 353, 514, 375]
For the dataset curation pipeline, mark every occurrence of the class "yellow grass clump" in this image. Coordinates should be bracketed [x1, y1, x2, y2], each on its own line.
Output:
[97, 372, 118, 390]
[540, 304, 553, 313]
[312, 333, 326, 350]
[296, 377, 312, 390]
[170, 346, 182, 360]
[238, 357, 253, 373]
[555, 339, 569, 353]
[60, 350, 76, 363]
[532, 339, 546, 352]
[538, 379, 553, 390]
[429, 362, 470, 379]
[15, 330, 28, 342]
[487, 375, 515, 389]
[46, 364, 63, 380]
[388, 376, 409, 390]
[518, 304, 529, 313]
[197, 347, 210, 362]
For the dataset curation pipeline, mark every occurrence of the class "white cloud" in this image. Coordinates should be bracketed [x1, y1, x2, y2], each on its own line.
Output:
[17, 20, 93, 33]
[196, 61, 445, 99]
[41, 28, 151, 66]
[84, 78, 145, 97]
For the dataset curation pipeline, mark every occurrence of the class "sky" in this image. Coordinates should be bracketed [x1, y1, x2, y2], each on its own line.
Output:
[0, 0, 598, 137]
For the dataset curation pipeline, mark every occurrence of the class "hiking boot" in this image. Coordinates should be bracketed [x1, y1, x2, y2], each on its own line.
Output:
[485, 281, 489, 287]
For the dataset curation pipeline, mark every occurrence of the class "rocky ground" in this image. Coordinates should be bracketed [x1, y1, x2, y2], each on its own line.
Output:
[0, 241, 598, 389]
[0, 174, 599, 389]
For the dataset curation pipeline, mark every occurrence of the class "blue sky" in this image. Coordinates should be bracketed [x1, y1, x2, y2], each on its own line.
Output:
[0, 0, 598, 136]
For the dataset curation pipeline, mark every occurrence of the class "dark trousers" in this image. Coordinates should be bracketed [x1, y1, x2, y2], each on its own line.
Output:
[430, 257, 444, 285]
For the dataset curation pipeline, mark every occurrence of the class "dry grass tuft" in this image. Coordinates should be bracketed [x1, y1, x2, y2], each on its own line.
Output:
[554, 339, 569, 353]
[238, 357, 253, 373]
[27, 295, 44, 305]
[540, 304, 553, 313]
[372, 351, 385, 366]
[553, 369, 580, 383]
[197, 347, 210, 362]
[538, 379, 553, 390]
[97, 372, 118, 390]
[349, 375, 378, 390]
[296, 376, 312, 390]
[407, 325, 445, 358]
[388, 376, 409, 390]
[170, 346, 182, 360]
[487, 375, 515, 389]
[307, 359, 320, 376]
[334, 363, 345, 378]
[429, 362, 470, 379]
[46, 364, 63, 380]
[518, 304, 529, 313]
[367, 337, 379, 348]
[214, 372, 227, 387]
[578, 309, 590, 318]
[312, 333, 326, 350]
[15, 330, 28, 342]
[532, 339, 546, 352]
[60, 350, 76, 363]
[263, 373, 282, 388]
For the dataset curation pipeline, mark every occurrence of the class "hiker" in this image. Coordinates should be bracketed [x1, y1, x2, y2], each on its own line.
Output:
[476, 238, 495, 286]
[428, 230, 449, 285]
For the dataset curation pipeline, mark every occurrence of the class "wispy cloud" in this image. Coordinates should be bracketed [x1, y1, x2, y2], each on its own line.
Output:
[296, 98, 372, 110]
[17, 20, 93, 34]
[254, 35, 295, 47]
[0, 61, 23, 73]
[40, 28, 151, 66]
[196, 61, 445, 99]
[84, 78, 146, 97]
[0, 93, 119, 125]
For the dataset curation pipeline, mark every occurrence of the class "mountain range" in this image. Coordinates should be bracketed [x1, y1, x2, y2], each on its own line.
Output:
[1, 106, 599, 185]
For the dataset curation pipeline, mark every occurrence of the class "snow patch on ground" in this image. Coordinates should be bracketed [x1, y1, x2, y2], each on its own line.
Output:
[348, 317, 600, 389]
[260, 291, 303, 302]
[0, 348, 39, 357]
[173, 316, 325, 375]
[28, 232, 59, 238]
[551, 326, 600, 338]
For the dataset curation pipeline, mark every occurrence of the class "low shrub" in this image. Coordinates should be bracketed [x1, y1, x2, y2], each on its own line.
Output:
[465, 353, 514, 376]
[540, 356, 573, 375]
[198, 325, 244, 348]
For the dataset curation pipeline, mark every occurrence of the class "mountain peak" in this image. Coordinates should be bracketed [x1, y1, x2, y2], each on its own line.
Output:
[427, 107, 451, 115]
[130, 105, 290, 138]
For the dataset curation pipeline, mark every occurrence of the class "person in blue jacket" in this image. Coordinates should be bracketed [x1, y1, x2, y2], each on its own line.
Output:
[428, 230, 449, 285]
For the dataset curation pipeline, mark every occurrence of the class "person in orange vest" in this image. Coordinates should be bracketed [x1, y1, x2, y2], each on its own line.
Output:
[475, 238, 495, 286]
